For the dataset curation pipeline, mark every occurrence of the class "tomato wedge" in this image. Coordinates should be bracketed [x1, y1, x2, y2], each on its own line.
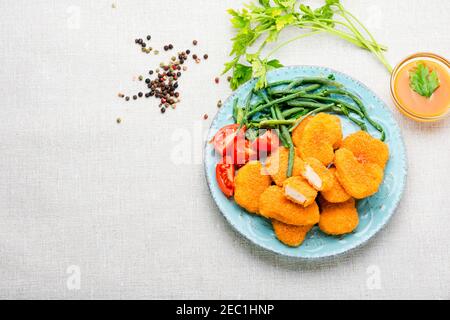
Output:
[216, 163, 235, 197]
[251, 130, 280, 155]
[212, 124, 255, 165]
[212, 124, 245, 156]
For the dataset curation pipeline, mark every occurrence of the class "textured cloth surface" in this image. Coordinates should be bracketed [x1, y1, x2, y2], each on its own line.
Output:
[0, 0, 449, 299]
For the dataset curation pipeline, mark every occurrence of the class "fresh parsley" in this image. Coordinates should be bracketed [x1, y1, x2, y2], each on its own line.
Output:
[223, 0, 391, 90]
[409, 62, 440, 98]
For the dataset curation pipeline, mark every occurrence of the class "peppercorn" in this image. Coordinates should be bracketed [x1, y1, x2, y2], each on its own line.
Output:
[125, 96, 130, 101]
[117, 118, 122, 124]
[203, 114, 208, 120]
[161, 107, 166, 113]
[138, 75, 143, 81]
[215, 77, 219, 84]
[164, 45, 169, 51]
[203, 54, 208, 60]
[145, 78, 150, 84]
[193, 40, 198, 45]
[149, 70, 154, 75]
[147, 35, 151, 41]
[192, 54, 198, 60]
[133, 95, 137, 100]
[138, 92, 143, 98]
[168, 44, 173, 50]
[217, 100, 223, 108]
[186, 49, 191, 54]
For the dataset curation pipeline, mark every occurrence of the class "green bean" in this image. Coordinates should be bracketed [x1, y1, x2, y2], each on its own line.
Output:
[323, 88, 385, 141]
[270, 106, 289, 148]
[274, 106, 295, 177]
[282, 107, 306, 118]
[299, 94, 365, 118]
[270, 84, 321, 95]
[282, 77, 344, 91]
[287, 101, 335, 109]
[246, 91, 307, 118]
[258, 119, 296, 127]
[265, 79, 293, 88]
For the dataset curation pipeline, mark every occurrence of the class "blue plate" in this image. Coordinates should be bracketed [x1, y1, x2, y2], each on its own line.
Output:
[204, 66, 407, 259]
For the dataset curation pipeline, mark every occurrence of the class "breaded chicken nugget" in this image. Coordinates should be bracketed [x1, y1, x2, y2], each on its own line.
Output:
[291, 116, 312, 147]
[320, 167, 351, 203]
[335, 148, 384, 199]
[272, 220, 313, 247]
[296, 113, 343, 165]
[283, 176, 318, 207]
[300, 157, 334, 192]
[342, 131, 389, 169]
[259, 186, 320, 226]
[318, 198, 359, 235]
[234, 161, 272, 214]
[265, 147, 303, 186]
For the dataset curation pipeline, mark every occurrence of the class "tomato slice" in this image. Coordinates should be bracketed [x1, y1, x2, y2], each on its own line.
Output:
[216, 163, 235, 197]
[234, 139, 258, 167]
[212, 124, 246, 156]
[251, 130, 280, 155]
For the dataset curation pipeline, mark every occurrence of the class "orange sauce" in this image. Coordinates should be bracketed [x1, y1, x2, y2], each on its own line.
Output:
[394, 59, 450, 118]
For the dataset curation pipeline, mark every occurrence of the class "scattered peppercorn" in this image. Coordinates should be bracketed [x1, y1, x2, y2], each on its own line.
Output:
[116, 118, 121, 124]
[120, 35, 210, 115]
[214, 77, 220, 84]
[217, 100, 223, 108]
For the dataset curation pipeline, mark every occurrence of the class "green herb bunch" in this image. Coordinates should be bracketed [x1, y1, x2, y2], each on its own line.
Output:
[223, 0, 392, 90]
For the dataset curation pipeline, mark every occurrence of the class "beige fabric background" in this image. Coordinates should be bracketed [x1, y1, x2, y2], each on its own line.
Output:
[0, 0, 448, 299]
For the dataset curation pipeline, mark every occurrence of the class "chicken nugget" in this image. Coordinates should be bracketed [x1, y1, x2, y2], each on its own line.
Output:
[296, 113, 343, 165]
[318, 198, 359, 235]
[283, 176, 318, 207]
[272, 220, 313, 247]
[234, 161, 272, 214]
[334, 148, 384, 199]
[291, 116, 312, 147]
[300, 157, 334, 192]
[259, 186, 320, 226]
[342, 131, 389, 169]
[320, 167, 351, 203]
[265, 147, 303, 186]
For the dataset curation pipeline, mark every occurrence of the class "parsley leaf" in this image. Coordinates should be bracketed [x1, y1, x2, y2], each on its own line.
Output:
[409, 62, 440, 98]
[230, 63, 253, 90]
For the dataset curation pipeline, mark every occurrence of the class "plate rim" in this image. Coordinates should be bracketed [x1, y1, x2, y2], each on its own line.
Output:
[203, 65, 408, 259]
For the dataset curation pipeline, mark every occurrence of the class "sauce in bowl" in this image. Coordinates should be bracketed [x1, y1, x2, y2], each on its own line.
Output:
[391, 53, 450, 121]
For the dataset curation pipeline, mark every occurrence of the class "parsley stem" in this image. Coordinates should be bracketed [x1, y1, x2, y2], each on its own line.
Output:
[265, 31, 321, 58]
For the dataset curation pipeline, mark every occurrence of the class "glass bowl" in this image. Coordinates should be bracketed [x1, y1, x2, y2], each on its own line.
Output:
[390, 52, 449, 122]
